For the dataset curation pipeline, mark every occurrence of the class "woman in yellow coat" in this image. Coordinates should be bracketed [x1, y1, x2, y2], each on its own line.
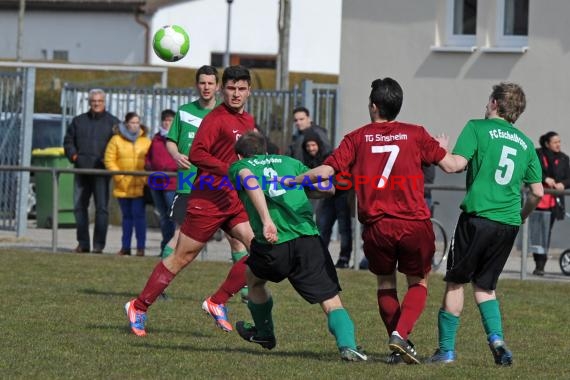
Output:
[104, 112, 151, 256]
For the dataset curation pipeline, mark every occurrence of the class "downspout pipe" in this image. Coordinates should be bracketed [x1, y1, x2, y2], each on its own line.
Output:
[134, 6, 150, 65]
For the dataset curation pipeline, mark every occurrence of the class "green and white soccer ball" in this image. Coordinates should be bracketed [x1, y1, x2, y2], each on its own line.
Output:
[152, 25, 190, 62]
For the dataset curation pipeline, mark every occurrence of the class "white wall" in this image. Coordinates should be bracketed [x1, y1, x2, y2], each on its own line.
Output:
[0, 11, 145, 64]
[150, 0, 342, 74]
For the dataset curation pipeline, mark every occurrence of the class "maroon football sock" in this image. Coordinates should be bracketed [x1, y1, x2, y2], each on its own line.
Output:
[134, 261, 175, 312]
[210, 255, 248, 304]
[377, 288, 401, 337]
[395, 284, 427, 340]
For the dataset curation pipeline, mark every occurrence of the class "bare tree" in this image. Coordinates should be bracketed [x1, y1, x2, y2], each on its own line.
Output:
[276, 0, 290, 90]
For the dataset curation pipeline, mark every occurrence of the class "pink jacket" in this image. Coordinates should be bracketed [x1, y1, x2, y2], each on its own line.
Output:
[145, 133, 178, 191]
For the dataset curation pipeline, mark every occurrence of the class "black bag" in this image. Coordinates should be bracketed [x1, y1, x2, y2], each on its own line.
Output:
[143, 185, 154, 205]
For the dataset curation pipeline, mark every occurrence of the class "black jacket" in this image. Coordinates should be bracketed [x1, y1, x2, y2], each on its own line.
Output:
[288, 123, 332, 161]
[63, 110, 119, 169]
[536, 147, 570, 219]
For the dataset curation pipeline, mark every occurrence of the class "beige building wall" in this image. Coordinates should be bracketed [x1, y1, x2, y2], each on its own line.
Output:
[339, 0, 570, 249]
[339, 0, 570, 147]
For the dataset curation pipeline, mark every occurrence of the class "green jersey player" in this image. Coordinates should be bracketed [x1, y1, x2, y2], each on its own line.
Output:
[429, 82, 544, 365]
[228, 131, 367, 362]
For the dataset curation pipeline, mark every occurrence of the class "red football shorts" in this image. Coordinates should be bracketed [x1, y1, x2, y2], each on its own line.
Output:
[180, 202, 249, 243]
[362, 217, 435, 277]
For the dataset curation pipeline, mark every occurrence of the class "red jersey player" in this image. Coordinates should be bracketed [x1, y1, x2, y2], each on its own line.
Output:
[125, 66, 256, 336]
[287, 77, 454, 364]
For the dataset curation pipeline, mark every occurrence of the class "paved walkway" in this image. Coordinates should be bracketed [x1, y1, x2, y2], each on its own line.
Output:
[0, 221, 568, 283]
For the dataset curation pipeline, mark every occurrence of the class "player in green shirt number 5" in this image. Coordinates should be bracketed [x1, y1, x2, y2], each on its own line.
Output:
[429, 82, 544, 365]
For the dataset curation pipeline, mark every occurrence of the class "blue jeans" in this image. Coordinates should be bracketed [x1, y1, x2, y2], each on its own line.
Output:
[150, 189, 176, 250]
[73, 174, 110, 251]
[317, 190, 353, 261]
[117, 197, 146, 250]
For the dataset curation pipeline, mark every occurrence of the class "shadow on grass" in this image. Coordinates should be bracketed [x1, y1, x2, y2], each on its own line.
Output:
[79, 288, 196, 301]
[87, 324, 214, 338]
[132, 342, 336, 361]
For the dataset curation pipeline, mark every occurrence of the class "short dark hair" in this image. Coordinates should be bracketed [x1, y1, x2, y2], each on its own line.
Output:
[293, 106, 310, 117]
[369, 78, 403, 121]
[161, 109, 175, 121]
[490, 82, 526, 123]
[539, 131, 558, 149]
[222, 65, 251, 86]
[195, 65, 219, 83]
[124, 111, 139, 123]
[235, 131, 267, 158]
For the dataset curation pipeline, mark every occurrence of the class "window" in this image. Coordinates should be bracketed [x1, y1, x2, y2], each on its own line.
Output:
[52, 50, 69, 62]
[497, 0, 528, 47]
[211, 53, 276, 69]
[447, 0, 477, 46]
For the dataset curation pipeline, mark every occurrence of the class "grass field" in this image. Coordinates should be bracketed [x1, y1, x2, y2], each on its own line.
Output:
[1, 249, 568, 379]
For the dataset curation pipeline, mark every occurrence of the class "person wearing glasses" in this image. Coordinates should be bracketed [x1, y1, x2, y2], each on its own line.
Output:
[64, 88, 119, 254]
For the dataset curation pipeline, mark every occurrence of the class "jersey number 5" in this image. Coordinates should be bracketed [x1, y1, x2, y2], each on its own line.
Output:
[371, 145, 400, 188]
[495, 146, 517, 185]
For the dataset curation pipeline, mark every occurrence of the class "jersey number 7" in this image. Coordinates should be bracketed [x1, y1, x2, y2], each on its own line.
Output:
[371, 145, 400, 188]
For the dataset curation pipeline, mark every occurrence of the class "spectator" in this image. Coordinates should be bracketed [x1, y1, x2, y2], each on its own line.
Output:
[145, 109, 177, 252]
[63, 88, 119, 254]
[287, 106, 331, 160]
[301, 132, 327, 216]
[530, 131, 570, 276]
[104, 112, 151, 256]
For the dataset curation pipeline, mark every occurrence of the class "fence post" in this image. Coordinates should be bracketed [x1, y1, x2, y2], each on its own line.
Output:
[333, 86, 342, 147]
[353, 197, 362, 270]
[301, 79, 314, 116]
[51, 167, 59, 253]
[16, 67, 36, 237]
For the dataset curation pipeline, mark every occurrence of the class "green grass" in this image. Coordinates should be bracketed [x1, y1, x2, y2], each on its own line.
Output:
[0, 250, 568, 379]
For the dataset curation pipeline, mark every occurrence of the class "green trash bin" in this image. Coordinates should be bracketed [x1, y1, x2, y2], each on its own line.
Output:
[32, 147, 76, 228]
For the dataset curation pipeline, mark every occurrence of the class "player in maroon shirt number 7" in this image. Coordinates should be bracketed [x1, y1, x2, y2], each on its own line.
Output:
[285, 77, 466, 364]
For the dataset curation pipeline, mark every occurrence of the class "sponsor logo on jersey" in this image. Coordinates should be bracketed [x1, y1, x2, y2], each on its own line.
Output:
[179, 110, 203, 127]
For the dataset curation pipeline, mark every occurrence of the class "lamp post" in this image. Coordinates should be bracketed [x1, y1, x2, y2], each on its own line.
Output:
[17, 0, 26, 61]
[223, 0, 234, 67]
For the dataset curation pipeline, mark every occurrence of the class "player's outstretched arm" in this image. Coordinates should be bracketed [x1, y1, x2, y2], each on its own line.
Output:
[437, 153, 468, 173]
[238, 168, 278, 243]
[521, 182, 544, 222]
[284, 164, 335, 186]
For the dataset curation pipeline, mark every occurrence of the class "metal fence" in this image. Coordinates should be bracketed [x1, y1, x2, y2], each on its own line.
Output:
[1, 164, 568, 281]
[60, 80, 339, 153]
[0, 68, 35, 235]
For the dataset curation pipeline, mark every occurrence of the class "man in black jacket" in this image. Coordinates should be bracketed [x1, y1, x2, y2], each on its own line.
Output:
[64, 89, 119, 253]
[287, 106, 332, 160]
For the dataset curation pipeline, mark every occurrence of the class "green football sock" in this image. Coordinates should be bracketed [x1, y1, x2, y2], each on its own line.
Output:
[478, 299, 503, 340]
[231, 250, 248, 263]
[438, 308, 460, 352]
[327, 308, 357, 350]
[248, 297, 274, 337]
[161, 246, 174, 260]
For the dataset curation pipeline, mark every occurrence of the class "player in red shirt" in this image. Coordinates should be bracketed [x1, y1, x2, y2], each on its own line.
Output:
[287, 78, 456, 364]
[124, 66, 256, 336]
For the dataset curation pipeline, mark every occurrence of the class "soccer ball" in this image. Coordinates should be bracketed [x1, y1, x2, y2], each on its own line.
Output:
[152, 25, 190, 62]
